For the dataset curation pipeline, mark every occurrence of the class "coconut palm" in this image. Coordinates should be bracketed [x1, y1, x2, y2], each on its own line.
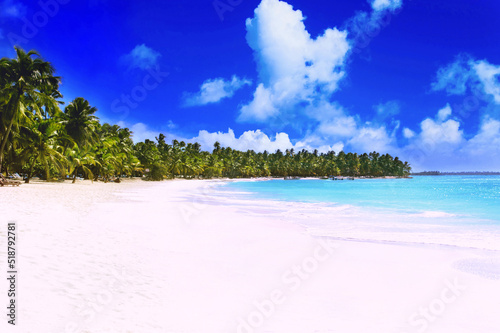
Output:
[0, 47, 61, 173]
[17, 119, 66, 183]
[66, 146, 99, 183]
[61, 97, 98, 149]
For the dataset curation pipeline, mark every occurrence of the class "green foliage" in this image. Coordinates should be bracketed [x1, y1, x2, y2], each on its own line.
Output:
[0, 47, 412, 182]
[145, 162, 168, 181]
[133, 138, 411, 180]
[0, 47, 61, 172]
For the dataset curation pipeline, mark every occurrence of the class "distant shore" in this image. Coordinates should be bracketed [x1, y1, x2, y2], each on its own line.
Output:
[8, 174, 413, 185]
[412, 171, 500, 175]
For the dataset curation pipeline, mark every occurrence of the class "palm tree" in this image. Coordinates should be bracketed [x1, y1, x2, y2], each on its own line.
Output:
[91, 124, 140, 180]
[0, 48, 414, 182]
[18, 119, 66, 183]
[0, 47, 61, 173]
[61, 97, 98, 149]
[66, 146, 99, 183]
[203, 154, 223, 178]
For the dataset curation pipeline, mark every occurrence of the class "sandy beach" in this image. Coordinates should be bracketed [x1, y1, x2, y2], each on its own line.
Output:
[1, 179, 500, 333]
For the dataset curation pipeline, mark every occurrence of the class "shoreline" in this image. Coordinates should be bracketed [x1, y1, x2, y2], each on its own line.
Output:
[8, 177, 500, 250]
[217, 178, 500, 252]
[1, 179, 499, 332]
[8, 174, 413, 183]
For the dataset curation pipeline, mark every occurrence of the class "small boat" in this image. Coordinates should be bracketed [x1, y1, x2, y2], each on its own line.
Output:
[284, 176, 300, 180]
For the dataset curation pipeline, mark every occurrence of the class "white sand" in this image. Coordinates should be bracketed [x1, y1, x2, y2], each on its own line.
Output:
[1, 179, 499, 333]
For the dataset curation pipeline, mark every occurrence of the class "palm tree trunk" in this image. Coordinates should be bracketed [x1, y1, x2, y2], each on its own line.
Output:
[0, 111, 17, 173]
[25, 155, 38, 184]
[72, 167, 78, 183]
[60, 146, 68, 179]
[45, 165, 51, 182]
[41, 155, 51, 181]
[0, 97, 19, 173]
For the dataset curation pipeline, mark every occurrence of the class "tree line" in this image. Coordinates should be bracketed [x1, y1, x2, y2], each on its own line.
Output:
[0, 47, 411, 183]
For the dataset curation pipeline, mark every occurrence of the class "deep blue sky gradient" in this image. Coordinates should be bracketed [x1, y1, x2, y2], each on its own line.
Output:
[1, 0, 500, 170]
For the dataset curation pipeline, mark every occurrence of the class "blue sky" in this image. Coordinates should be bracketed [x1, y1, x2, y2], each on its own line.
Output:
[1, 0, 500, 171]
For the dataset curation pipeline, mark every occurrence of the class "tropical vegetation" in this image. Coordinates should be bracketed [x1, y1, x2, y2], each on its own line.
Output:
[0, 47, 411, 183]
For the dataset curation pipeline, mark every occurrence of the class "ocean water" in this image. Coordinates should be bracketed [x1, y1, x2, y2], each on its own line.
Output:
[223, 176, 500, 225]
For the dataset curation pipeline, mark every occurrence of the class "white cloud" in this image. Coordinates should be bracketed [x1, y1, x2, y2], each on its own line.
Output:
[317, 116, 357, 138]
[120, 44, 161, 70]
[193, 128, 295, 152]
[188, 111, 500, 172]
[432, 56, 474, 95]
[423, 57, 500, 169]
[184, 0, 406, 158]
[238, 0, 350, 122]
[114, 120, 347, 155]
[122, 122, 324, 154]
[370, 0, 402, 12]
[239, 83, 280, 122]
[166, 120, 177, 129]
[345, 0, 403, 55]
[0, 0, 26, 18]
[400, 106, 468, 171]
[374, 100, 400, 122]
[403, 128, 415, 139]
[293, 134, 345, 153]
[304, 99, 345, 122]
[301, 99, 399, 154]
[402, 114, 500, 172]
[115, 121, 178, 143]
[420, 118, 462, 146]
[432, 56, 500, 104]
[121, 112, 500, 172]
[414, 105, 462, 148]
[348, 125, 395, 153]
[436, 104, 452, 122]
[192, 128, 347, 154]
[128, 122, 159, 143]
[473, 61, 500, 104]
[183, 76, 251, 107]
[462, 117, 500, 157]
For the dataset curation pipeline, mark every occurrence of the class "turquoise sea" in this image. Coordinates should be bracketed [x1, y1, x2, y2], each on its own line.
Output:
[223, 176, 500, 225]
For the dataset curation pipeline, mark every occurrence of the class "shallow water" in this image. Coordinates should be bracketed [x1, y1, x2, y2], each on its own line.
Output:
[224, 176, 500, 225]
